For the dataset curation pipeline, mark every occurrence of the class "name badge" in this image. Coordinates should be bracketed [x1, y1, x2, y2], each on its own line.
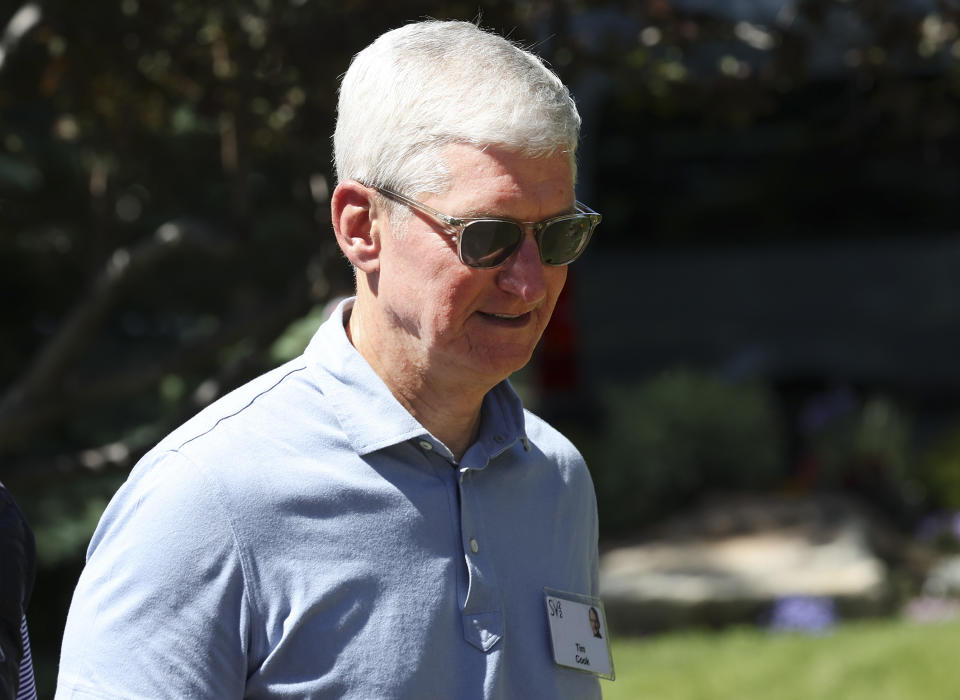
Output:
[543, 588, 615, 680]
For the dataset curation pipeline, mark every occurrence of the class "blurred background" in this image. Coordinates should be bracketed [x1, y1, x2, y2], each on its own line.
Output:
[3, 0, 960, 697]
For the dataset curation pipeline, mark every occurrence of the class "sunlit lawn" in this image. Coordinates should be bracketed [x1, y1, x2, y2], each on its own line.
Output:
[603, 619, 960, 700]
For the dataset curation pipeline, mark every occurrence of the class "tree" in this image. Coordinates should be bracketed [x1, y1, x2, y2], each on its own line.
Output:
[0, 0, 525, 477]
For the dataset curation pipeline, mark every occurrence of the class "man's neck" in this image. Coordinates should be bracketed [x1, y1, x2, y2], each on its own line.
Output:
[346, 300, 489, 461]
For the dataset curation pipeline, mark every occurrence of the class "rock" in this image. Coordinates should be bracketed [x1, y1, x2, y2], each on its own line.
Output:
[599, 494, 895, 634]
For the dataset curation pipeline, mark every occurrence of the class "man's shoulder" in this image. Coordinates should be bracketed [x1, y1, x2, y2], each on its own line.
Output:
[516, 409, 598, 533]
[128, 354, 352, 499]
[88, 356, 342, 561]
[153, 356, 324, 454]
[522, 408, 581, 453]
[521, 408, 590, 478]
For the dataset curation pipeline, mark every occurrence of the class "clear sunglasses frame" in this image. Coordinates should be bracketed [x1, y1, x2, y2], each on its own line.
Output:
[370, 185, 601, 269]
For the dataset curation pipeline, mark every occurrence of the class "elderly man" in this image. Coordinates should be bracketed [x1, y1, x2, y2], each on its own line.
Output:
[57, 20, 605, 698]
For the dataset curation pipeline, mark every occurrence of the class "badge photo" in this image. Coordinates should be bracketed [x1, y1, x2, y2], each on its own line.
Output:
[543, 588, 615, 680]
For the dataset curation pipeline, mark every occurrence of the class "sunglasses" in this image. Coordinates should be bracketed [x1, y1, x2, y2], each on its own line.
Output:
[371, 185, 601, 269]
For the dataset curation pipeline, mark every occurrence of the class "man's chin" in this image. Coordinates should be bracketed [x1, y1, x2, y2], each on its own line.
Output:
[471, 350, 537, 385]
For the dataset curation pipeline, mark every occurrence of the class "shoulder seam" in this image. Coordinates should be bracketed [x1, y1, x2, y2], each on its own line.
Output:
[174, 364, 309, 452]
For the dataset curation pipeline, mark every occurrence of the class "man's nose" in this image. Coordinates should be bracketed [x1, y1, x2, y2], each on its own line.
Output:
[496, 232, 547, 302]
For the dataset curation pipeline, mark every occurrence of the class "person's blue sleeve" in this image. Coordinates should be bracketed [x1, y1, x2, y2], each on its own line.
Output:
[56, 451, 251, 699]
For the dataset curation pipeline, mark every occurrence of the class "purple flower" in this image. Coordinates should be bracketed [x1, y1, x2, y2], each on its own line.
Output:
[768, 596, 836, 634]
[915, 511, 960, 546]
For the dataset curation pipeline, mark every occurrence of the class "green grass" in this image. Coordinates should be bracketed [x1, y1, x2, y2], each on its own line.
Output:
[603, 619, 960, 700]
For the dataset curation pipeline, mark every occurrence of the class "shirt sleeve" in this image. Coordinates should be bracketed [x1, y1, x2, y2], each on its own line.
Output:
[56, 451, 251, 699]
[0, 485, 36, 699]
[16, 615, 36, 700]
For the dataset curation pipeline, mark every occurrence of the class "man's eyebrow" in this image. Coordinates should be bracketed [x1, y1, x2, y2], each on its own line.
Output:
[454, 206, 489, 218]
[457, 204, 578, 220]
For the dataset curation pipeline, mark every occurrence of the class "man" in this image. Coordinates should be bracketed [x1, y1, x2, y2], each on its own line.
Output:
[1, 483, 38, 700]
[589, 607, 603, 639]
[57, 19, 603, 698]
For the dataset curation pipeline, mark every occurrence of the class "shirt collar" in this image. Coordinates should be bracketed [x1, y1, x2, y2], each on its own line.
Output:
[304, 297, 528, 462]
[459, 380, 528, 470]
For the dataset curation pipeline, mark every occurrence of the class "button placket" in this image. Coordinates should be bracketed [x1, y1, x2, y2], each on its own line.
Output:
[457, 468, 503, 652]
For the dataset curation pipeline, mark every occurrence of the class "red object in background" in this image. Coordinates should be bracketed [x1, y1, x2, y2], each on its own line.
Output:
[537, 268, 580, 394]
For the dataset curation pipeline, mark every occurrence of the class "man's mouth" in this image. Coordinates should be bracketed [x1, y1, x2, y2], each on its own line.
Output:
[477, 310, 531, 325]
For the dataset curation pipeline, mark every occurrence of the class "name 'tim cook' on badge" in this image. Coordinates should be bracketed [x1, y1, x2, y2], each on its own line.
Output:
[543, 588, 615, 681]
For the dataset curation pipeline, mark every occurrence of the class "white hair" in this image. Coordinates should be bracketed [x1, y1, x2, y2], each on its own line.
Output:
[333, 20, 580, 199]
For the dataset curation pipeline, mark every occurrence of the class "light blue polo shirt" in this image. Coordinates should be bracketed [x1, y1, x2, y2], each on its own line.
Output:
[57, 299, 601, 699]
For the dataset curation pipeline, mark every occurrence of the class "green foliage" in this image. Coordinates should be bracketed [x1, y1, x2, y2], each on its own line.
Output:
[12, 472, 127, 567]
[919, 424, 960, 510]
[1, 1, 529, 468]
[268, 303, 330, 363]
[801, 395, 919, 510]
[605, 620, 960, 700]
[804, 396, 912, 487]
[580, 375, 931, 534]
[583, 370, 786, 534]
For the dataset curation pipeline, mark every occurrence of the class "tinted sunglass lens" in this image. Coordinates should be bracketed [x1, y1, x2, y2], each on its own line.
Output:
[460, 221, 524, 268]
[540, 217, 591, 265]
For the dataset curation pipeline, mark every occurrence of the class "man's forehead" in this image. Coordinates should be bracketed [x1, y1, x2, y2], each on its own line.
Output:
[437, 144, 574, 209]
[442, 142, 572, 175]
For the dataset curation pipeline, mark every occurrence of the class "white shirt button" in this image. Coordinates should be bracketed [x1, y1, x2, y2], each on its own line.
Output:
[418, 440, 433, 451]
[469, 538, 479, 554]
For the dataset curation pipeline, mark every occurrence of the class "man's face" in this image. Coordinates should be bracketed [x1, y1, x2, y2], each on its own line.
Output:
[590, 608, 601, 636]
[372, 143, 572, 392]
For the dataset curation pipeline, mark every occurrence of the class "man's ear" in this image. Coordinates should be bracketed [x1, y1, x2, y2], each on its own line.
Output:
[331, 181, 382, 274]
